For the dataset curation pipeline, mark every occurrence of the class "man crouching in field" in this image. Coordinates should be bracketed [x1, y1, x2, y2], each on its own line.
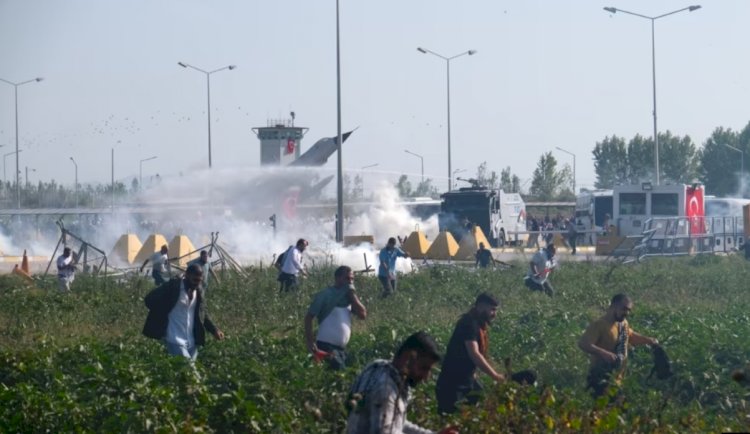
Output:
[578, 293, 657, 397]
[142, 264, 224, 361]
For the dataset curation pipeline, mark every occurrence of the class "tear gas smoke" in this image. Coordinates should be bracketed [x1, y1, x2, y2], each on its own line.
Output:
[0, 166, 438, 273]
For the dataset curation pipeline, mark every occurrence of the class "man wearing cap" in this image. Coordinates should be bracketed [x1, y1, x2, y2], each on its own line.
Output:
[304, 265, 367, 370]
[525, 244, 556, 296]
[378, 237, 409, 297]
[56, 247, 77, 291]
[436, 293, 506, 414]
[578, 293, 658, 397]
[142, 264, 224, 361]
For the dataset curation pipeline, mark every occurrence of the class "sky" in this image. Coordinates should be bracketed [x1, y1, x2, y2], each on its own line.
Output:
[1, 0, 749, 193]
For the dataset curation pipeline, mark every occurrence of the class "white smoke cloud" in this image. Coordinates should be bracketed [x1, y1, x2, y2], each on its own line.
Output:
[1, 167, 438, 274]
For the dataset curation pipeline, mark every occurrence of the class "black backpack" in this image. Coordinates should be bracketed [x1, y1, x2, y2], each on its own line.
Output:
[648, 344, 673, 380]
[274, 247, 291, 270]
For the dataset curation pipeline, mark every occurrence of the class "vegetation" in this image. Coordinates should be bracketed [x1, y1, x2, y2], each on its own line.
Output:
[592, 120, 750, 196]
[0, 256, 749, 432]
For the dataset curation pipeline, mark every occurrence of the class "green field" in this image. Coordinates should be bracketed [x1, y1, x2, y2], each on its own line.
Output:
[1, 255, 749, 433]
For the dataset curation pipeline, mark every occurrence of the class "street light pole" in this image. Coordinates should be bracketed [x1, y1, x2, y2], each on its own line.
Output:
[555, 146, 576, 194]
[335, 0, 345, 242]
[603, 5, 701, 185]
[177, 62, 236, 169]
[139, 156, 157, 190]
[69, 157, 78, 208]
[0, 77, 43, 208]
[417, 47, 476, 191]
[3, 149, 22, 185]
[724, 144, 744, 196]
[404, 149, 424, 183]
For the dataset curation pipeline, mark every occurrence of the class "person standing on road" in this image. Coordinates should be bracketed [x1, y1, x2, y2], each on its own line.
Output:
[278, 238, 308, 292]
[304, 265, 367, 370]
[567, 218, 578, 255]
[346, 331, 458, 434]
[140, 244, 170, 285]
[436, 293, 506, 414]
[475, 242, 494, 269]
[378, 237, 409, 297]
[56, 247, 77, 291]
[524, 244, 556, 296]
[142, 264, 225, 361]
[578, 293, 658, 397]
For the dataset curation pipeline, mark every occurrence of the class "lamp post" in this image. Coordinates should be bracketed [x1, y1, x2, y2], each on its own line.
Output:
[404, 149, 424, 183]
[417, 47, 476, 191]
[0, 76, 43, 208]
[139, 156, 157, 190]
[25, 166, 36, 187]
[3, 149, 22, 185]
[177, 62, 236, 169]
[69, 157, 78, 208]
[724, 143, 744, 196]
[334, 0, 345, 242]
[555, 146, 576, 194]
[603, 5, 701, 186]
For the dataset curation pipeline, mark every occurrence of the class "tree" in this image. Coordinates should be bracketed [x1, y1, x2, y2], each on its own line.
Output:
[395, 175, 412, 197]
[500, 166, 521, 193]
[475, 162, 499, 189]
[627, 134, 653, 184]
[529, 152, 572, 201]
[659, 131, 699, 184]
[592, 135, 629, 188]
[700, 127, 740, 197]
[414, 178, 439, 198]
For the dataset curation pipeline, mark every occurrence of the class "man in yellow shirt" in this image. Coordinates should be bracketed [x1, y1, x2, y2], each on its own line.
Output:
[578, 293, 658, 397]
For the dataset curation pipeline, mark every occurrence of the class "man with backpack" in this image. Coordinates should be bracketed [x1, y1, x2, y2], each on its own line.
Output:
[578, 293, 658, 397]
[276, 238, 308, 292]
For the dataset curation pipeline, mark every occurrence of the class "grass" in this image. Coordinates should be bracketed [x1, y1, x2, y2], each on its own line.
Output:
[0, 255, 748, 432]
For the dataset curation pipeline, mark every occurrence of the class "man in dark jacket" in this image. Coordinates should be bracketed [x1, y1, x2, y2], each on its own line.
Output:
[142, 264, 224, 360]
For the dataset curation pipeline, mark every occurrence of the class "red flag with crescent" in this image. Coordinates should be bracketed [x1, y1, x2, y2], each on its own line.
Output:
[286, 139, 295, 155]
[685, 186, 705, 234]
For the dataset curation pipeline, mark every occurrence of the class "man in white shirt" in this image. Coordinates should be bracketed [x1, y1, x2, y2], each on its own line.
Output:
[524, 244, 556, 296]
[140, 244, 170, 285]
[56, 247, 77, 291]
[278, 238, 308, 292]
[304, 265, 367, 370]
[142, 264, 224, 361]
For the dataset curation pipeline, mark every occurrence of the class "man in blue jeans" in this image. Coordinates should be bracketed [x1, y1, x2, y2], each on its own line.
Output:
[378, 237, 409, 297]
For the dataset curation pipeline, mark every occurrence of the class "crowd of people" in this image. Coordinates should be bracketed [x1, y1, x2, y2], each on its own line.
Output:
[130, 235, 662, 433]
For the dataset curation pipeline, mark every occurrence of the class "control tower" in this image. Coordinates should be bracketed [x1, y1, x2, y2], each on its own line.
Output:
[252, 113, 309, 166]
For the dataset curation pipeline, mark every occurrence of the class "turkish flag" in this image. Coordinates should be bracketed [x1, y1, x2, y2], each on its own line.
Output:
[685, 186, 705, 234]
[286, 139, 295, 155]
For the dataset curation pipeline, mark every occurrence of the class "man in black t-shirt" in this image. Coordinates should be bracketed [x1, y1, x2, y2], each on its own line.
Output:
[475, 242, 494, 269]
[436, 293, 506, 414]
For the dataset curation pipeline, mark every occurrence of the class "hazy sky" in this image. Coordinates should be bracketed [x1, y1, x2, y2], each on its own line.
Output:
[1, 0, 748, 192]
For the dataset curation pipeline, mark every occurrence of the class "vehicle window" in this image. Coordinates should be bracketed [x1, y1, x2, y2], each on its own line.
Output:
[651, 193, 679, 216]
[619, 193, 646, 215]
